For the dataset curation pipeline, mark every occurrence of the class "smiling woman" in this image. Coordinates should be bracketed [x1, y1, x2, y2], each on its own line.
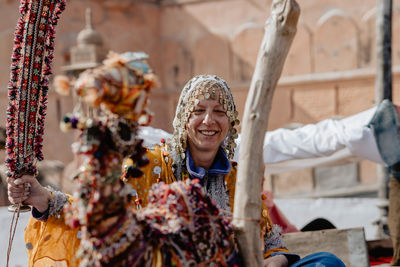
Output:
[186, 89, 231, 169]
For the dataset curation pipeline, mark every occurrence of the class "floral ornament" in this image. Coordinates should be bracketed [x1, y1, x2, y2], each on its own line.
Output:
[169, 75, 240, 164]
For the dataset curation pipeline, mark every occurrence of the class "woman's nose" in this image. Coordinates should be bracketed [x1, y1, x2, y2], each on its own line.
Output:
[203, 112, 215, 124]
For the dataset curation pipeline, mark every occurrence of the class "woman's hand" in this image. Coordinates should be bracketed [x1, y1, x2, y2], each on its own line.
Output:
[264, 255, 289, 267]
[7, 175, 51, 213]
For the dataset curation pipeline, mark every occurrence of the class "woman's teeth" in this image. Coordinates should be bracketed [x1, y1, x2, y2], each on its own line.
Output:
[200, 130, 217, 136]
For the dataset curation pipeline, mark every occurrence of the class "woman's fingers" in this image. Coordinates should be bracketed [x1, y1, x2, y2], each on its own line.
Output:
[8, 184, 23, 192]
[9, 197, 28, 204]
[7, 175, 36, 204]
[8, 180, 31, 201]
[8, 189, 25, 195]
[8, 188, 28, 196]
[7, 177, 24, 186]
[7, 175, 35, 185]
[7, 176, 32, 190]
[6, 174, 41, 207]
[8, 184, 29, 203]
[8, 195, 28, 204]
[8, 182, 27, 191]
[8, 191, 29, 197]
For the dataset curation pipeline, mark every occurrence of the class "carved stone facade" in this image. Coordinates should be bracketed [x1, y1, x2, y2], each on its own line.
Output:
[0, 0, 399, 196]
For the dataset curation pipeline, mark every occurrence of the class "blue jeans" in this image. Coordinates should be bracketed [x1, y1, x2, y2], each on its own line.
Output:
[290, 252, 345, 267]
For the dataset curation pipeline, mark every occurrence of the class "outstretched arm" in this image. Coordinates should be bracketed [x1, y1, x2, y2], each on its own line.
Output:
[233, 106, 384, 165]
[261, 106, 382, 164]
[232, 101, 400, 174]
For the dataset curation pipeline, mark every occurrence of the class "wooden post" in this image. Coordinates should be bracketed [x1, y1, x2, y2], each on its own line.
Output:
[233, 0, 300, 265]
[375, 0, 392, 102]
[375, 0, 392, 239]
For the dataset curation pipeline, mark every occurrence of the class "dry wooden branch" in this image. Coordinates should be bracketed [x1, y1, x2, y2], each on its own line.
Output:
[233, 0, 300, 266]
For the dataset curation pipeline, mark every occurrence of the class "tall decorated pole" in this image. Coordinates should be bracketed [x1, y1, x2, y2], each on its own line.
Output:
[6, 0, 67, 209]
[5, 0, 67, 265]
[232, 0, 300, 265]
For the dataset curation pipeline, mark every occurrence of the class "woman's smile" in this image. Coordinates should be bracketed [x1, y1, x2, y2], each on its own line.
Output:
[198, 130, 219, 136]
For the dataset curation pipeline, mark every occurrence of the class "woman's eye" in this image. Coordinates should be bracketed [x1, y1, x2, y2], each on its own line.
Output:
[193, 109, 205, 114]
[215, 110, 226, 114]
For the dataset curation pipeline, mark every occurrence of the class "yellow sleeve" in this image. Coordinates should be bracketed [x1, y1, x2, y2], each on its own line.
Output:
[124, 145, 176, 208]
[25, 195, 81, 267]
[224, 162, 237, 210]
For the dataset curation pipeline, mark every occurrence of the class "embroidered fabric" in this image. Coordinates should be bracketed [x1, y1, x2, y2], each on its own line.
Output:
[264, 224, 286, 253]
[46, 186, 68, 218]
[183, 148, 231, 213]
[205, 174, 231, 214]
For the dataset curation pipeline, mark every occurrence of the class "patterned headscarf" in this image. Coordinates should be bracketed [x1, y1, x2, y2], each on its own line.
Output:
[168, 75, 240, 177]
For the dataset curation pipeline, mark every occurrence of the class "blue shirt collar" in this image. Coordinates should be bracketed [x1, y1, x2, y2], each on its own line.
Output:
[185, 147, 231, 181]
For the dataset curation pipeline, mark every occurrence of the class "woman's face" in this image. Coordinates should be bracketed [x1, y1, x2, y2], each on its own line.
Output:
[186, 97, 231, 154]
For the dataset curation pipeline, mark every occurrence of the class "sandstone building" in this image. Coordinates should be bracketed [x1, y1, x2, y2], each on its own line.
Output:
[0, 0, 399, 197]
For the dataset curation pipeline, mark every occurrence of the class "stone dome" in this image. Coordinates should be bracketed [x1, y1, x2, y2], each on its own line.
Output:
[77, 8, 103, 46]
[77, 28, 103, 46]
